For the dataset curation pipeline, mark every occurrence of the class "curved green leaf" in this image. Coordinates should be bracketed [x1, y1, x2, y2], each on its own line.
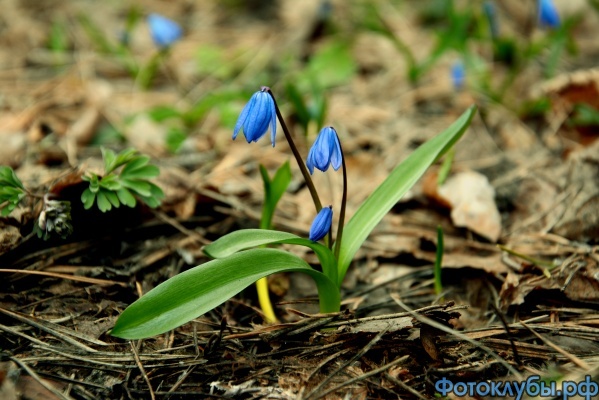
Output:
[259, 161, 291, 230]
[204, 229, 338, 286]
[120, 179, 152, 197]
[96, 190, 111, 212]
[101, 147, 117, 173]
[0, 166, 24, 189]
[111, 248, 339, 339]
[81, 188, 96, 210]
[120, 155, 150, 175]
[337, 105, 476, 281]
[99, 175, 122, 191]
[116, 188, 137, 208]
[104, 190, 120, 208]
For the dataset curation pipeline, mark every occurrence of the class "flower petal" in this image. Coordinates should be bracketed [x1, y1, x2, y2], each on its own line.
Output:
[329, 128, 342, 171]
[147, 14, 182, 48]
[309, 206, 333, 242]
[538, 0, 560, 28]
[306, 126, 343, 173]
[232, 89, 277, 145]
[233, 99, 252, 140]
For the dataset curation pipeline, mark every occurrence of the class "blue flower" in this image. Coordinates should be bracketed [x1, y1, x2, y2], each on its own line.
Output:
[306, 126, 342, 174]
[233, 87, 277, 147]
[538, 0, 560, 28]
[147, 13, 183, 48]
[309, 206, 333, 242]
[451, 61, 465, 90]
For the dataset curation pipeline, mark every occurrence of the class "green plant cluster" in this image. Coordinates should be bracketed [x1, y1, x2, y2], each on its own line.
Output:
[81, 148, 164, 212]
[0, 166, 26, 216]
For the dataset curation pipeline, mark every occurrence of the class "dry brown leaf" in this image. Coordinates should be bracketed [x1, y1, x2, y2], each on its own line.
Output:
[499, 255, 599, 308]
[0, 224, 21, 256]
[424, 170, 502, 241]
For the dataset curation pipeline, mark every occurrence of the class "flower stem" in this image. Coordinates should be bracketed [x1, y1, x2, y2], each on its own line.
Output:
[255, 277, 278, 323]
[333, 140, 347, 261]
[266, 89, 322, 212]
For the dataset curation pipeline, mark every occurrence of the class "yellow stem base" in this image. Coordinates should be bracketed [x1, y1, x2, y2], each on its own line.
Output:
[256, 277, 278, 323]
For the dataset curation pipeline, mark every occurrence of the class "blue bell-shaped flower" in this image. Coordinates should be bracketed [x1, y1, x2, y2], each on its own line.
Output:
[309, 206, 333, 242]
[147, 14, 183, 48]
[451, 61, 465, 91]
[233, 87, 277, 147]
[306, 126, 342, 174]
[538, 0, 560, 28]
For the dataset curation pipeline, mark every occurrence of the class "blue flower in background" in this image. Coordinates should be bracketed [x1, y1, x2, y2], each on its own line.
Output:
[451, 61, 465, 91]
[147, 13, 183, 48]
[233, 87, 277, 146]
[306, 126, 342, 174]
[309, 206, 333, 241]
[538, 0, 560, 28]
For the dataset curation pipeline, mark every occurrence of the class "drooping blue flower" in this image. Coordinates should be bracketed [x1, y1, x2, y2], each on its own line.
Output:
[451, 61, 465, 91]
[147, 13, 183, 48]
[306, 126, 342, 174]
[483, 1, 499, 38]
[309, 206, 333, 242]
[538, 0, 560, 28]
[233, 87, 277, 147]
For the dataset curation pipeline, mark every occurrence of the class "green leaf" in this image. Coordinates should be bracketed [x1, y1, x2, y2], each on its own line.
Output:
[337, 105, 477, 281]
[116, 188, 137, 208]
[103, 147, 138, 174]
[121, 164, 159, 179]
[0, 186, 23, 198]
[81, 188, 96, 210]
[87, 174, 100, 193]
[104, 190, 120, 208]
[120, 179, 152, 197]
[114, 148, 139, 167]
[0, 166, 25, 189]
[101, 147, 117, 174]
[137, 194, 160, 208]
[165, 127, 187, 153]
[111, 248, 340, 339]
[305, 41, 356, 88]
[147, 105, 181, 122]
[135, 182, 164, 208]
[96, 190, 112, 212]
[120, 155, 150, 176]
[99, 175, 121, 191]
[48, 20, 69, 52]
[204, 229, 338, 286]
[259, 161, 291, 230]
[570, 103, 599, 127]
[437, 147, 455, 186]
[91, 123, 126, 146]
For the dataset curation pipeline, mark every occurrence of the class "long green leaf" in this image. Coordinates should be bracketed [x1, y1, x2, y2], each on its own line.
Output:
[259, 161, 291, 230]
[337, 105, 476, 281]
[204, 229, 338, 286]
[111, 248, 339, 339]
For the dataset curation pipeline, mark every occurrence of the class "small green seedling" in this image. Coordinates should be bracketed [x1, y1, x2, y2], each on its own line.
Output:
[81, 147, 164, 212]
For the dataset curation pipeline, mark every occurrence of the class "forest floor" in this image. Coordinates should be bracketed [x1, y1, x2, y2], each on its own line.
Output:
[1, 0, 599, 399]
